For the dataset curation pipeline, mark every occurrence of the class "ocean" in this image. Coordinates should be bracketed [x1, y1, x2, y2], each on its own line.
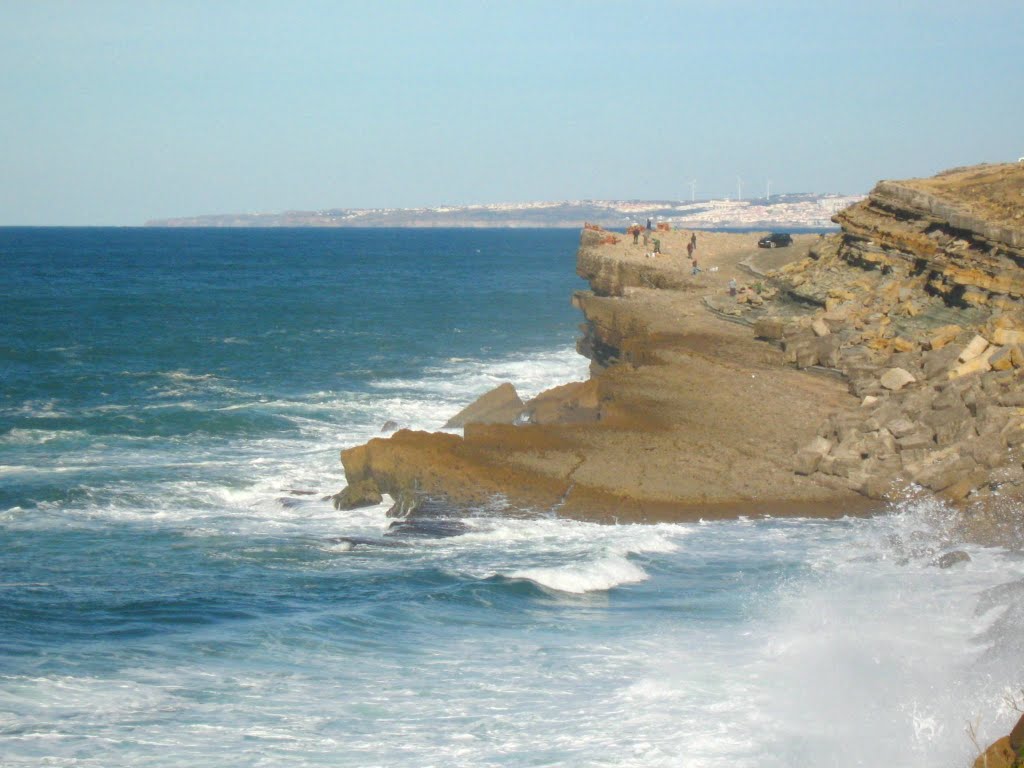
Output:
[1, 227, 1022, 767]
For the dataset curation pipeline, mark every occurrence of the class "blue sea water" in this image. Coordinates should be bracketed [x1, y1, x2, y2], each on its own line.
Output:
[1, 227, 1023, 767]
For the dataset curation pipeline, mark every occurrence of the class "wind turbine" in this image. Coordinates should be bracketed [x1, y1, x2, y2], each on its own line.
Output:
[736, 176, 744, 202]
[766, 179, 772, 201]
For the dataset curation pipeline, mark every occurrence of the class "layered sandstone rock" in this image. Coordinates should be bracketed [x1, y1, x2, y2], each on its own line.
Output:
[334, 163, 1024, 530]
[752, 163, 1024, 512]
[335, 227, 869, 522]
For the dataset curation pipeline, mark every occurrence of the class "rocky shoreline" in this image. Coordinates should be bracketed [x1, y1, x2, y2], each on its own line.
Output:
[336, 228, 875, 522]
[334, 162, 1024, 765]
[336, 163, 1024, 541]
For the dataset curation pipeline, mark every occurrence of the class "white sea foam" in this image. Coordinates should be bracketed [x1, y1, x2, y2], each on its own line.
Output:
[368, 344, 589, 406]
[0, 428, 89, 445]
[509, 554, 649, 593]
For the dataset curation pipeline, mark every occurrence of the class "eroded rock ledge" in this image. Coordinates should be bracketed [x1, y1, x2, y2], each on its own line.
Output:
[336, 235, 871, 522]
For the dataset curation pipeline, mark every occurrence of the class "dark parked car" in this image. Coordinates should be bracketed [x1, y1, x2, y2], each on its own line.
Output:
[758, 232, 793, 248]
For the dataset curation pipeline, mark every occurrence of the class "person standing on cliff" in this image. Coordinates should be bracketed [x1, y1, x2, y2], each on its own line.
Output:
[686, 241, 694, 259]
[690, 232, 697, 251]
[632, 224, 640, 244]
[646, 218, 652, 231]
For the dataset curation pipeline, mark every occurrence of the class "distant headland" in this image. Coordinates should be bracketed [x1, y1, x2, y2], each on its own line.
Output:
[145, 194, 862, 230]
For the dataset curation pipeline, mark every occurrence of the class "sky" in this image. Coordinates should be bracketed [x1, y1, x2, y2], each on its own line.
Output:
[1, 1, 1022, 225]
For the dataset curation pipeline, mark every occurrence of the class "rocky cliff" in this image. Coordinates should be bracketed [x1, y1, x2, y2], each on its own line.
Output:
[335, 227, 873, 522]
[738, 163, 1024, 543]
[335, 163, 1024, 537]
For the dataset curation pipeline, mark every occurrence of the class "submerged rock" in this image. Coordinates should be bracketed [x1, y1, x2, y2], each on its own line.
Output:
[931, 550, 971, 568]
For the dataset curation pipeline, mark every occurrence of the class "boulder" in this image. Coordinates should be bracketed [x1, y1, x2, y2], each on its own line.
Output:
[891, 337, 917, 353]
[972, 736, 1017, 768]
[332, 478, 384, 510]
[880, 367, 916, 391]
[897, 429, 935, 452]
[913, 457, 978, 493]
[443, 383, 525, 428]
[949, 355, 993, 380]
[990, 346, 1014, 371]
[997, 391, 1024, 407]
[967, 434, 1009, 469]
[1011, 712, 1024, 752]
[922, 345, 962, 380]
[932, 550, 971, 568]
[794, 436, 833, 475]
[753, 319, 782, 342]
[926, 324, 963, 351]
[1012, 345, 1024, 368]
[381, 419, 400, 433]
[993, 328, 1024, 346]
[811, 317, 831, 337]
[886, 417, 917, 439]
[959, 334, 990, 363]
[816, 335, 842, 368]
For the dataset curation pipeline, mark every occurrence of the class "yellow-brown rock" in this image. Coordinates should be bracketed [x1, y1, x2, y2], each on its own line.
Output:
[522, 379, 600, 424]
[994, 328, 1024, 346]
[443, 382, 524, 428]
[960, 335, 991, 363]
[335, 229, 873, 523]
[927, 325, 963, 351]
[972, 736, 1019, 768]
[990, 346, 1014, 371]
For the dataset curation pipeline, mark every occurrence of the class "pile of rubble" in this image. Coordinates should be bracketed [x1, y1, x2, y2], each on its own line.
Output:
[751, 163, 1024, 504]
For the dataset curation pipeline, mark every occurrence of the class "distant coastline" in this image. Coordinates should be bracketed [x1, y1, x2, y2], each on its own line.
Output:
[146, 194, 862, 230]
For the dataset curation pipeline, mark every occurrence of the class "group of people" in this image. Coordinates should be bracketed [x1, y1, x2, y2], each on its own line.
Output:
[627, 224, 702, 275]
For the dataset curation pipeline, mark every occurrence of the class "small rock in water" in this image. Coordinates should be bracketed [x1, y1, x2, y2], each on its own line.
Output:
[932, 550, 971, 568]
[332, 479, 384, 510]
[381, 420, 400, 433]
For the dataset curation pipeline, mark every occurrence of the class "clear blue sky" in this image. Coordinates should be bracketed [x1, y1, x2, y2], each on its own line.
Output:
[2, 1, 1021, 225]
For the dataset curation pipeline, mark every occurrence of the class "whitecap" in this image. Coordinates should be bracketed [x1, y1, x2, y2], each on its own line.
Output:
[508, 554, 649, 594]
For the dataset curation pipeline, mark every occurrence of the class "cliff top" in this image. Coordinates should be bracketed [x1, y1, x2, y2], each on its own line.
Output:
[892, 162, 1024, 235]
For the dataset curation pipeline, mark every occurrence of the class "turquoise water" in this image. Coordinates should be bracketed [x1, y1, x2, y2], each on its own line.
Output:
[1, 228, 1023, 767]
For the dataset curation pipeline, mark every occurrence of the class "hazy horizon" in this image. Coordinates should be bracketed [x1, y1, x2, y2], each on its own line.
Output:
[2, 1, 1022, 226]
